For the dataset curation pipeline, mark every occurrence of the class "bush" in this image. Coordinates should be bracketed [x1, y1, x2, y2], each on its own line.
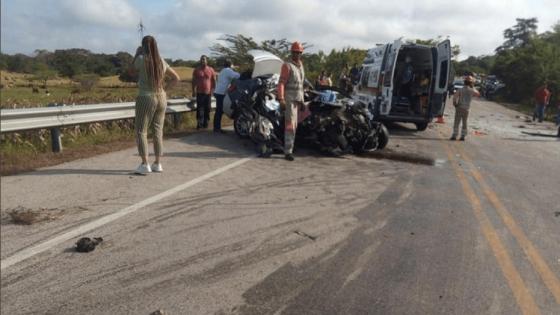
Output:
[73, 74, 100, 91]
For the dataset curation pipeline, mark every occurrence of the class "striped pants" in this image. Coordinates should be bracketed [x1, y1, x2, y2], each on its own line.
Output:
[135, 92, 167, 158]
[284, 101, 301, 154]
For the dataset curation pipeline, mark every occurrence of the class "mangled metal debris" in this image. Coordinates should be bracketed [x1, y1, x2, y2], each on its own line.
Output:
[76, 237, 103, 252]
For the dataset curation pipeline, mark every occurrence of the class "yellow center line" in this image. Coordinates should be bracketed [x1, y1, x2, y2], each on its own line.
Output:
[440, 139, 541, 314]
[456, 145, 560, 304]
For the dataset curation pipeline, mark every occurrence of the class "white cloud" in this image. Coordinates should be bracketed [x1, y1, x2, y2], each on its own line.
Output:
[58, 0, 140, 29]
[1, 0, 559, 61]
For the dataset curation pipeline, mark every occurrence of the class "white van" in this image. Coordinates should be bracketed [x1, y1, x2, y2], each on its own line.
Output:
[353, 39, 451, 131]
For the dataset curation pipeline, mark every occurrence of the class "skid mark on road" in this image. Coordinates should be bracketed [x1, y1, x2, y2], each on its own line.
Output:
[0, 157, 253, 272]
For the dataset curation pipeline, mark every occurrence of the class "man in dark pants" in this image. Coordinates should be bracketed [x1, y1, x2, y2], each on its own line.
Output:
[192, 55, 216, 129]
[213, 59, 239, 133]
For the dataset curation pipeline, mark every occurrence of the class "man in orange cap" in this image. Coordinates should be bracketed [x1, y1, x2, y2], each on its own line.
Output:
[450, 75, 480, 141]
[277, 41, 306, 161]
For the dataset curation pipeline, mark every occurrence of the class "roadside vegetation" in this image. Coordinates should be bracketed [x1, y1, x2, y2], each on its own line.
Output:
[453, 18, 560, 118]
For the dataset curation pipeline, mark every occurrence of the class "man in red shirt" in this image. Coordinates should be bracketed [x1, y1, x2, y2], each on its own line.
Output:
[192, 55, 216, 129]
[533, 82, 551, 123]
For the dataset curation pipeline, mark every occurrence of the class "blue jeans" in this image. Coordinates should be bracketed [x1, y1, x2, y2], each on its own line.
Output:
[213, 93, 225, 130]
[534, 103, 545, 122]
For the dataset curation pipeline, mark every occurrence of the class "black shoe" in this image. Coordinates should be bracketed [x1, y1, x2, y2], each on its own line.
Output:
[285, 154, 294, 161]
[213, 129, 226, 134]
[259, 151, 271, 158]
[459, 136, 466, 141]
[450, 136, 457, 140]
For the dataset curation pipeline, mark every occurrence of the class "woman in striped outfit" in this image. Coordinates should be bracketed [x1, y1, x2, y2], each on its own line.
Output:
[130, 35, 180, 174]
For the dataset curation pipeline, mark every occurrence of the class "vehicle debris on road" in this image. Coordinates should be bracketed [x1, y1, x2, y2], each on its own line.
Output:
[75, 237, 103, 252]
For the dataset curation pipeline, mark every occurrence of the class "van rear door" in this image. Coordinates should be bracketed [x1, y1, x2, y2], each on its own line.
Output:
[431, 39, 451, 116]
[380, 39, 402, 115]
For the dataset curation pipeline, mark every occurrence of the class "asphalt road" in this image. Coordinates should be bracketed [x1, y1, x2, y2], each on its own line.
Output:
[1, 98, 559, 315]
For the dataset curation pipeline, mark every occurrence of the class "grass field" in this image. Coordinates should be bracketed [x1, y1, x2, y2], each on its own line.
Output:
[0, 67, 194, 108]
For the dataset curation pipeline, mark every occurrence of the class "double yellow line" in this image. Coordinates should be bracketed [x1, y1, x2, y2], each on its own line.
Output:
[441, 138, 560, 314]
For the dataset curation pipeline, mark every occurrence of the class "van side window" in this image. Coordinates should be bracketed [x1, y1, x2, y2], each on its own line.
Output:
[383, 48, 395, 86]
[439, 60, 448, 89]
[360, 67, 369, 88]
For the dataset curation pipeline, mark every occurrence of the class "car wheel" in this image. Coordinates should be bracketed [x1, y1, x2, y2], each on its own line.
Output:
[234, 114, 251, 138]
[377, 124, 389, 150]
[415, 122, 428, 131]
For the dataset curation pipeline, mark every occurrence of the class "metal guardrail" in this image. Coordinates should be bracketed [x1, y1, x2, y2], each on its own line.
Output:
[0, 98, 216, 152]
[0, 98, 214, 133]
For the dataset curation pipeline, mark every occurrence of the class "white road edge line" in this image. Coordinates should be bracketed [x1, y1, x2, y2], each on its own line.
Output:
[1, 157, 253, 271]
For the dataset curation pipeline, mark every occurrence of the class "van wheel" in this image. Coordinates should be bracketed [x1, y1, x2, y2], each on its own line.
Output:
[415, 122, 428, 131]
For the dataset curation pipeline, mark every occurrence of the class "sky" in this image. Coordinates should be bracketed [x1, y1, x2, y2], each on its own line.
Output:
[1, 0, 559, 61]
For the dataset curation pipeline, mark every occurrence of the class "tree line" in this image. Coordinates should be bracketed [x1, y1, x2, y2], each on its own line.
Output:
[453, 18, 559, 105]
[0, 48, 197, 84]
[1, 17, 557, 106]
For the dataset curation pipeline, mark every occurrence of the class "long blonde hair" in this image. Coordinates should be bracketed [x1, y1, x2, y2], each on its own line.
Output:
[142, 35, 164, 90]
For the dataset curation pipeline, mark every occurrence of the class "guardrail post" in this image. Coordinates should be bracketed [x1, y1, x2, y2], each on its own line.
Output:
[173, 113, 182, 129]
[47, 103, 62, 153]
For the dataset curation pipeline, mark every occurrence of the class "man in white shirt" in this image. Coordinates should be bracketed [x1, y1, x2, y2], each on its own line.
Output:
[213, 59, 240, 133]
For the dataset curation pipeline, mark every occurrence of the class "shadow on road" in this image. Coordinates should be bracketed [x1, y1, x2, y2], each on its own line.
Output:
[16, 169, 134, 176]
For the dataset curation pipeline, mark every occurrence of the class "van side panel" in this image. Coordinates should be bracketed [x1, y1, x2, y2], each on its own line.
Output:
[380, 40, 401, 115]
[431, 40, 452, 117]
[354, 45, 387, 115]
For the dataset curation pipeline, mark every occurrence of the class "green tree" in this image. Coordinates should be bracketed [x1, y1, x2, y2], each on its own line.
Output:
[496, 17, 538, 52]
[493, 19, 559, 105]
[31, 64, 58, 88]
[210, 34, 311, 72]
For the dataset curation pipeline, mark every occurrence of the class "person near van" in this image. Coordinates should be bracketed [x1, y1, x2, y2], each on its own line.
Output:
[450, 76, 480, 141]
[192, 55, 216, 129]
[325, 72, 333, 86]
[412, 71, 430, 114]
[533, 82, 551, 123]
[350, 63, 361, 85]
[130, 35, 180, 174]
[278, 41, 306, 161]
[339, 64, 351, 93]
[399, 56, 415, 104]
[316, 70, 331, 88]
[213, 59, 240, 133]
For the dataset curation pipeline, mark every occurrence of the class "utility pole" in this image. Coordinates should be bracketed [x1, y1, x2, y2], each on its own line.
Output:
[138, 19, 145, 40]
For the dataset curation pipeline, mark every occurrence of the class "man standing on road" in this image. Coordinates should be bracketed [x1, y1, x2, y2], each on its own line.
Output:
[213, 59, 240, 133]
[192, 55, 216, 129]
[450, 75, 480, 141]
[533, 82, 551, 123]
[278, 41, 306, 161]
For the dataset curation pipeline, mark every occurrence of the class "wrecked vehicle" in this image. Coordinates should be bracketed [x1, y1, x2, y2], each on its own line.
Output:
[296, 88, 389, 155]
[353, 38, 452, 131]
[225, 50, 389, 156]
[223, 50, 283, 138]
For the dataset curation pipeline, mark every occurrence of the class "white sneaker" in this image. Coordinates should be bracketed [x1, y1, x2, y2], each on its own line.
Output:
[134, 163, 152, 175]
[151, 163, 163, 173]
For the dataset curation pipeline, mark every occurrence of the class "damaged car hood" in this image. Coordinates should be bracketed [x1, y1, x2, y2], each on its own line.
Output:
[248, 49, 283, 77]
